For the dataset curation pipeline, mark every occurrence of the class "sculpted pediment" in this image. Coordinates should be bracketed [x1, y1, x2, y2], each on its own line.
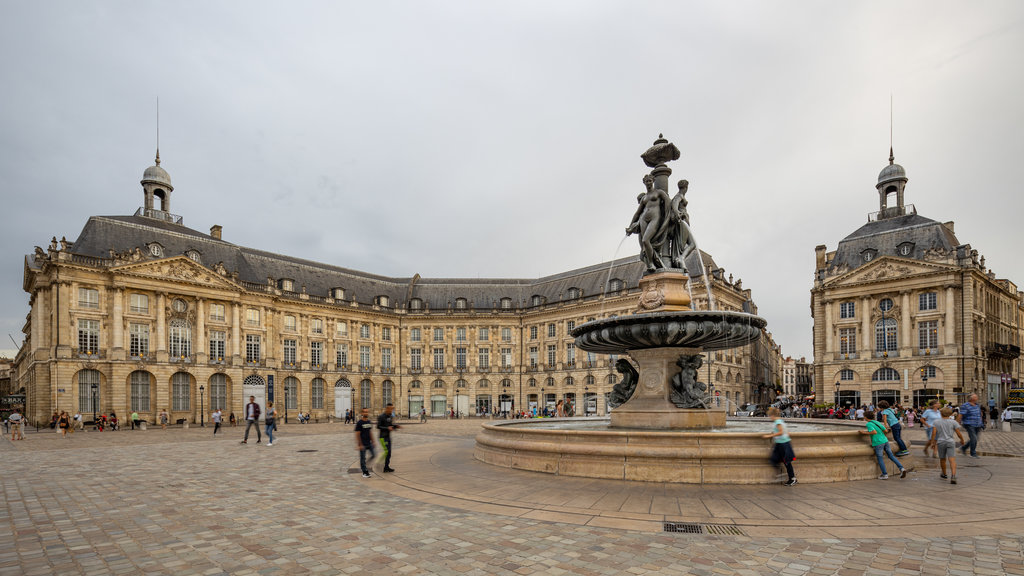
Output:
[112, 256, 240, 290]
[826, 257, 955, 287]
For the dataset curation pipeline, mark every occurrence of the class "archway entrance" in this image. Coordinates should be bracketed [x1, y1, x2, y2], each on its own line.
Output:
[334, 379, 352, 418]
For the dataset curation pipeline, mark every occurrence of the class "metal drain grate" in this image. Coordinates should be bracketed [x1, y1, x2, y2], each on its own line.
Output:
[296, 449, 318, 453]
[663, 523, 745, 536]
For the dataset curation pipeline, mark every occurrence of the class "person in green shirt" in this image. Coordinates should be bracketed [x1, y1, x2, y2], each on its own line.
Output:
[861, 410, 906, 479]
[762, 407, 797, 486]
[131, 411, 140, 430]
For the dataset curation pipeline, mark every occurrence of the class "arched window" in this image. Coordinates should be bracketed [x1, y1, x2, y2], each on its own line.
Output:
[546, 377, 555, 387]
[360, 379, 372, 409]
[872, 367, 900, 381]
[382, 380, 394, 406]
[172, 372, 191, 411]
[284, 376, 299, 410]
[130, 371, 151, 413]
[409, 380, 421, 389]
[477, 379, 490, 388]
[500, 378, 513, 389]
[874, 319, 897, 354]
[735, 371, 742, 383]
[311, 378, 325, 410]
[455, 379, 467, 388]
[715, 370, 723, 382]
[585, 375, 595, 387]
[839, 369, 854, 381]
[169, 318, 192, 358]
[243, 375, 266, 387]
[527, 378, 536, 387]
[78, 369, 100, 413]
[432, 379, 446, 389]
[606, 374, 617, 384]
[565, 376, 574, 387]
[210, 373, 227, 410]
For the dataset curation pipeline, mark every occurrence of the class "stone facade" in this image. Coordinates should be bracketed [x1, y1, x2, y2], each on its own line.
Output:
[12, 154, 780, 424]
[811, 151, 1023, 409]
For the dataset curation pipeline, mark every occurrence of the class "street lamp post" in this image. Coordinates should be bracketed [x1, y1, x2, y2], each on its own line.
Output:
[91, 383, 98, 426]
[284, 382, 289, 424]
[199, 385, 205, 427]
[834, 381, 840, 412]
[540, 387, 545, 416]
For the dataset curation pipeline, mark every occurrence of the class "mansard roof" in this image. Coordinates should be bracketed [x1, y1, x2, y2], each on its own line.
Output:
[39, 214, 721, 310]
[826, 212, 960, 275]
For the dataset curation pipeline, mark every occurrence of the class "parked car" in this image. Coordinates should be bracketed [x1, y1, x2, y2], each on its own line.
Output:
[1005, 407, 1024, 423]
[734, 403, 766, 417]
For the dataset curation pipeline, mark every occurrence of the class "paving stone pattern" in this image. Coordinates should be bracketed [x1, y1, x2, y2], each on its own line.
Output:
[2, 419, 1023, 575]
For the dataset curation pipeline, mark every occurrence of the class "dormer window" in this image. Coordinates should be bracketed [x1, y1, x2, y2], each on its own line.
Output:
[861, 249, 878, 263]
[608, 278, 624, 292]
[897, 242, 915, 257]
[185, 250, 201, 263]
[376, 295, 389, 307]
[148, 243, 164, 257]
[455, 298, 467, 310]
[500, 297, 512, 309]
[531, 295, 543, 307]
[332, 287, 345, 300]
[279, 279, 295, 292]
[567, 287, 581, 299]
[409, 298, 423, 310]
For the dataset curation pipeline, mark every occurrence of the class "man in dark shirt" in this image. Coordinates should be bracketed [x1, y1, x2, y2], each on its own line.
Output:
[376, 403, 400, 473]
[355, 409, 375, 478]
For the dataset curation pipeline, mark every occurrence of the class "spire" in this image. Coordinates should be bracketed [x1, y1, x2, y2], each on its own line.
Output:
[889, 146, 894, 166]
[155, 148, 161, 166]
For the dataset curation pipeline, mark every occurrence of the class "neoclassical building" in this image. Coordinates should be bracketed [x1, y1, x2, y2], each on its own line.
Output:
[811, 150, 1022, 409]
[13, 153, 780, 424]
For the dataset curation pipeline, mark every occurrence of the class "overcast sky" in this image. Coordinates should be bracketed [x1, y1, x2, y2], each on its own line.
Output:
[1, 1, 1022, 361]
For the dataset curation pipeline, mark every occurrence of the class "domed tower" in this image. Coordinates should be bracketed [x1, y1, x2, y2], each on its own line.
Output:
[875, 147, 908, 220]
[141, 150, 173, 215]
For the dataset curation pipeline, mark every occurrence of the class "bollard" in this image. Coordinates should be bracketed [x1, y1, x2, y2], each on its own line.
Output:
[139, 421, 148, 431]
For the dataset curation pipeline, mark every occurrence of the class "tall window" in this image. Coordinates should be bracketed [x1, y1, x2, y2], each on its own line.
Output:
[285, 376, 299, 410]
[245, 334, 261, 362]
[129, 323, 149, 357]
[547, 345, 556, 366]
[566, 320, 575, 331]
[529, 347, 538, 367]
[311, 342, 323, 367]
[433, 327, 444, 341]
[79, 287, 99, 309]
[336, 344, 348, 368]
[382, 326, 391, 341]
[360, 324, 371, 339]
[360, 379, 371, 409]
[530, 326, 537, 340]
[336, 322, 348, 337]
[129, 293, 149, 314]
[456, 327, 466, 342]
[547, 323, 556, 338]
[566, 343, 576, 365]
[208, 303, 225, 322]
[479, 327, 489, 341]
[246, 309, 260, 326]
[433, 348, 445, 370]
[478, 347, 490, 368]
[410, 328, 421, 342]
[501, 327, 512, 342]
[410, 348, 422, 370]
[839, 301, 855, 319]
[283, 339, 297, 365]
[130, 371, 151, 412]
[921, 365, 937, 379]
[78, 369, 100, 413]
[360, 345, 371, 368]
[311, 318, 323, 334]
[209, 331, 226, 361]
[455, 347, 467, 369]
[382, 380, 393, 406]
[311, 378, 324, 410]
[169, 319, 192, 358]
[284, 315, 297, 331]
[78, 319, 99, 354]
[919, 292, 937, 311]
[918, 320, 939, 351]
[874, 319, 897, 354]
[210, 373, 227, 410]
[839, 327, 856, 356]
[501, 347, 512, 368]
[172, 372, 191, 411]
[381, 347, 392, 370]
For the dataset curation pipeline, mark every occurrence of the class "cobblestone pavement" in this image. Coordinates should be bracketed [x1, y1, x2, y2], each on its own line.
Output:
[2, 419, 1023, 575]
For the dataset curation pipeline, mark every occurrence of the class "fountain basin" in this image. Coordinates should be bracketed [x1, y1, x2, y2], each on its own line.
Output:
[475, 418, 905, 484]
[570, 310, 767, 354]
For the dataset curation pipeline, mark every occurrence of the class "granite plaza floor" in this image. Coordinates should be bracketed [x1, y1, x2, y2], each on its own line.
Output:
[2, 418, 1023, 575]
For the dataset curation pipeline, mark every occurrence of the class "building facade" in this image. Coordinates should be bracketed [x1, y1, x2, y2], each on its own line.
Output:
[13, 154, 780, 424]
[811, 151, 1023, 410]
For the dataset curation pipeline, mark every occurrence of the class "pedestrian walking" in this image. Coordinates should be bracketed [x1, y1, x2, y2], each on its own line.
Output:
[958, 394, 983, 458]
[921, 401, 941, 458]
[229, 412, 236, 427]
[264, 401, 277, 446]
[58, 411, 71, 438]
[212, 408, 222, 435]
[861, 410, 907, 479]
[8, 409, 24, 440]
[933, 406, 965, 484]
[159, 409, 169, 429]
[376, 403, 400, 473]
[762, 406, 797, 486]
[355, 408, 375, 478]
[241, 396, 261, 444]
[877, 400, 908, 456]
[72, 412, 82, 433]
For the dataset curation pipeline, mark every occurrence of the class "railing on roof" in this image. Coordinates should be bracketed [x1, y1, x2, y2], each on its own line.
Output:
[135, 207, 183, 225]
[867, 203, 916, 222]
[69, 254, 113, 267]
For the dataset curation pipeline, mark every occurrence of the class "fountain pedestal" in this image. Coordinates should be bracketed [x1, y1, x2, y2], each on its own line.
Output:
[611, 347, 726, 429]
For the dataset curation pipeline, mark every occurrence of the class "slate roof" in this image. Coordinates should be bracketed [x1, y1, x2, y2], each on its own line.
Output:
[827, 212, 960, 275]
[34, 214, 723, 310]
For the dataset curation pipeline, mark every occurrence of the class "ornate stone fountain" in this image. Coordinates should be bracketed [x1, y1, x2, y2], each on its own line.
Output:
[474, 135, 904, 484]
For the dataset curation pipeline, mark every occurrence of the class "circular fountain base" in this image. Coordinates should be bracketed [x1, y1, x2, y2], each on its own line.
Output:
[475, 419, 907, 484]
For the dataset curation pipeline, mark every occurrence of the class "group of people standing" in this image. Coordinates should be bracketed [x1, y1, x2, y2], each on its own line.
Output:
[355, 403, 400, 478]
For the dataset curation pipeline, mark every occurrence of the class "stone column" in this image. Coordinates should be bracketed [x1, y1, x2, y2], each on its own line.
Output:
[945, 287, 956, 355]
[195, 298, 206, 361]
[155, 293, 167, 362]
[823, 300, 833, 359]
[901, 291, 912, 357]
[861, 297, 872, 354]
[56, 282, 72, 358]
[111, 288, 124, 360]
[231, 303, 241, 363]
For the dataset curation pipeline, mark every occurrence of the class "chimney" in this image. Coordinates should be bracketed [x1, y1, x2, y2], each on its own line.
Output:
[210, 225, 222, 240]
